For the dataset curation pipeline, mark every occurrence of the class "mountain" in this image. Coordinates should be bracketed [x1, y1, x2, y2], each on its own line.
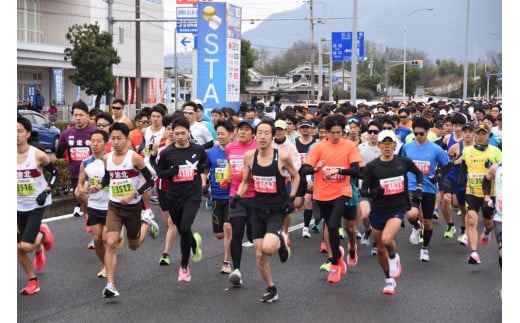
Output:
[241, 0, 502, 63]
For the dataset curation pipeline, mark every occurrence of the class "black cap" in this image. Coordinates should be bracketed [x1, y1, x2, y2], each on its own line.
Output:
[461, 122, 474, 131]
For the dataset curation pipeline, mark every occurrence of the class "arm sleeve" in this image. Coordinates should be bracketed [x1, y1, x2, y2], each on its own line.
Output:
[55, 142, 67, 159]
[202, 140, 214, 150]
[137, 166, 154, 195]
[338, 162, 360, 177]
[43, 162, 59, 188]
[299, 163, 315, 176]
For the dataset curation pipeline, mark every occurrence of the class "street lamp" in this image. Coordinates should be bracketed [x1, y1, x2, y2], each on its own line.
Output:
[403, 8, 433, 101]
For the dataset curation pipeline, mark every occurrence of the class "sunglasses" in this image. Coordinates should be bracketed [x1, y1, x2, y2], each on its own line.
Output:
[96, 123, 110, 127]
[112, 106, 122, 110]
[382, 126, 393, 130]
[183, 111, 195, 115]
[348, 118, 359, 124]
[414, 132, 426, 137]
[367, 130, 379, 135]
[138, 120, 150, 125]
[379, 141, 395, 146]
[399, 115, 408, 119]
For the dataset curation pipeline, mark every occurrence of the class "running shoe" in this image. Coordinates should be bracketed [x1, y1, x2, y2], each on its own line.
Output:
[150, 196, 159, 203]
[159, 253, 170, 266]
[87, 238, 95, 249]
[221, 261, 232, 274]
[97, 267, 107, 278]
[178, 266, 191, 282]
[432, 209, 440, 219]
[458, 234, 468, 246]
[205, 197, 214, 211]
[141, 211, 160, 239]
[356, 229, 363, 240]
[467, 251, 481, 265]
[444, 226, 456, 238]
[228, 268, 243, 286]
[361, 229, 371, 246]
[320, 241, 327, 253]
[73, 206, 83, 217]
[388, 253, 402, 278]
[347, 242, 358, 267]
[261, 285, 278, 303]
[383, 278, 396, 295]
[409, 222, 421, 245]
[320, 259, 332, 272]
[311, 224, 320, 233]
[479, 232, 490, 247]
[277, 230, 290, 263]
[302, 227, 311, 238]
[33, 245, 46, 271]
[371, 245, 378, 256]
[103, 283, 119, 298]
[39, 224, 55, 251]
[20, 279, 40, 295]
[457, 209, 462, 217]
[339, 246, 347, 276]
[327, 265, 341, 283]
[420, 248, 430, 262]
[191, 232, 202, 263]
[419, 231, 424, 245]
[339, 227, 346, 239]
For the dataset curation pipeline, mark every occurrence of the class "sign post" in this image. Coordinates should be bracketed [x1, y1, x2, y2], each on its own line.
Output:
[331, 31, 364, 62]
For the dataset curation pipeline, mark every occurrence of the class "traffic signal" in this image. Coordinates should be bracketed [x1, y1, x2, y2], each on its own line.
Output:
[410, 60, 424, 68]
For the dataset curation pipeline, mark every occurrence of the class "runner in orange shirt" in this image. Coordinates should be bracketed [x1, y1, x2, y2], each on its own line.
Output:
[300, 114, 362, 283]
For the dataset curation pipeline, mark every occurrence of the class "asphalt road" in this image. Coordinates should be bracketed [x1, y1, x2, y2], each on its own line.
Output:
[17, 202, 502, 323]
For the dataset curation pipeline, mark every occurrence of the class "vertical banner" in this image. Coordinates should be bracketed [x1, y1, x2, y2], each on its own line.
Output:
[197, 2, 241, 115]
[114, 77, 119, 99]
[27, 84, 37, 105]
[150, 78, 156, 103]
[159, 78, 165, 104]
[165, 78, 172, 103]
[132, 77, 137, 105]
[53, 69, 65, 105]
[127, 77, 133, 104]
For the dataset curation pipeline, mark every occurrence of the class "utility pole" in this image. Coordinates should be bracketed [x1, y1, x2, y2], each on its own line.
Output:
[350, 0, 358, 105]
[135, 0, 142, 111]
[107, 0, 114, 107]
[309, 0, 315, 103]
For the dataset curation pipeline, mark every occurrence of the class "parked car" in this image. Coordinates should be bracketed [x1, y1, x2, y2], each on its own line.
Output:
[18, 109, 61, 152]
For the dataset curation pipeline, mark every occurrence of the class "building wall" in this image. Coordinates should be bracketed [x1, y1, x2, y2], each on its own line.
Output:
[17, 0, 165, 115]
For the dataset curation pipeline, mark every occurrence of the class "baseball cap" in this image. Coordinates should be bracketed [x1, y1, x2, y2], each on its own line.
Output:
[474, 123, 489, 133]
[299, 119, 312, 128]
[238, 119, 256, 131]
[377, 130, 397, 142]
[461, 122, 474, 131]
[274, 120, 287, 130]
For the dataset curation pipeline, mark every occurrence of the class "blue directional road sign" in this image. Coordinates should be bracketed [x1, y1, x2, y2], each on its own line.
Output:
[331, 31, 364, 62]
[176, 20, 198, 34]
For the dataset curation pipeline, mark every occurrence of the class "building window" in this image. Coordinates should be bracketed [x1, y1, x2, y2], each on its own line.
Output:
[119, 27, 124, 44]
[17, 0, 43, 43]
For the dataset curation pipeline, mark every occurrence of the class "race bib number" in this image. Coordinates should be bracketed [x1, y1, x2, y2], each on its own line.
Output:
[90, 176, 109, 191]
[17, 178, 35, 196]
[379, 176, 405, 195]
[413, 160, 431, 175]
[230, 159, 243, 175]
[173, 165, 195, 182]
[215, 167, 225, 182]
[70, 147, 90, 161]
[299, 153, 307, 165]
[111, 180, 134, 197]
[253, 175, 277, 193]
[322, 166, 345, 182]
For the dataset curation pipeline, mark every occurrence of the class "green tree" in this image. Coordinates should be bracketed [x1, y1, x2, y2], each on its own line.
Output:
[241, 39, 257, 92]
[388, 64, 422, 99]
[64, 22, 121, 108]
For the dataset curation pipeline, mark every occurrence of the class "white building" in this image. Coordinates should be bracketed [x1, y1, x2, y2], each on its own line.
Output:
[17, 0, 165, 116]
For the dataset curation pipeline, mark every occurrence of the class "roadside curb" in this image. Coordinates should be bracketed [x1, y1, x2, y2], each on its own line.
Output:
[44, 195, 77, 219]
